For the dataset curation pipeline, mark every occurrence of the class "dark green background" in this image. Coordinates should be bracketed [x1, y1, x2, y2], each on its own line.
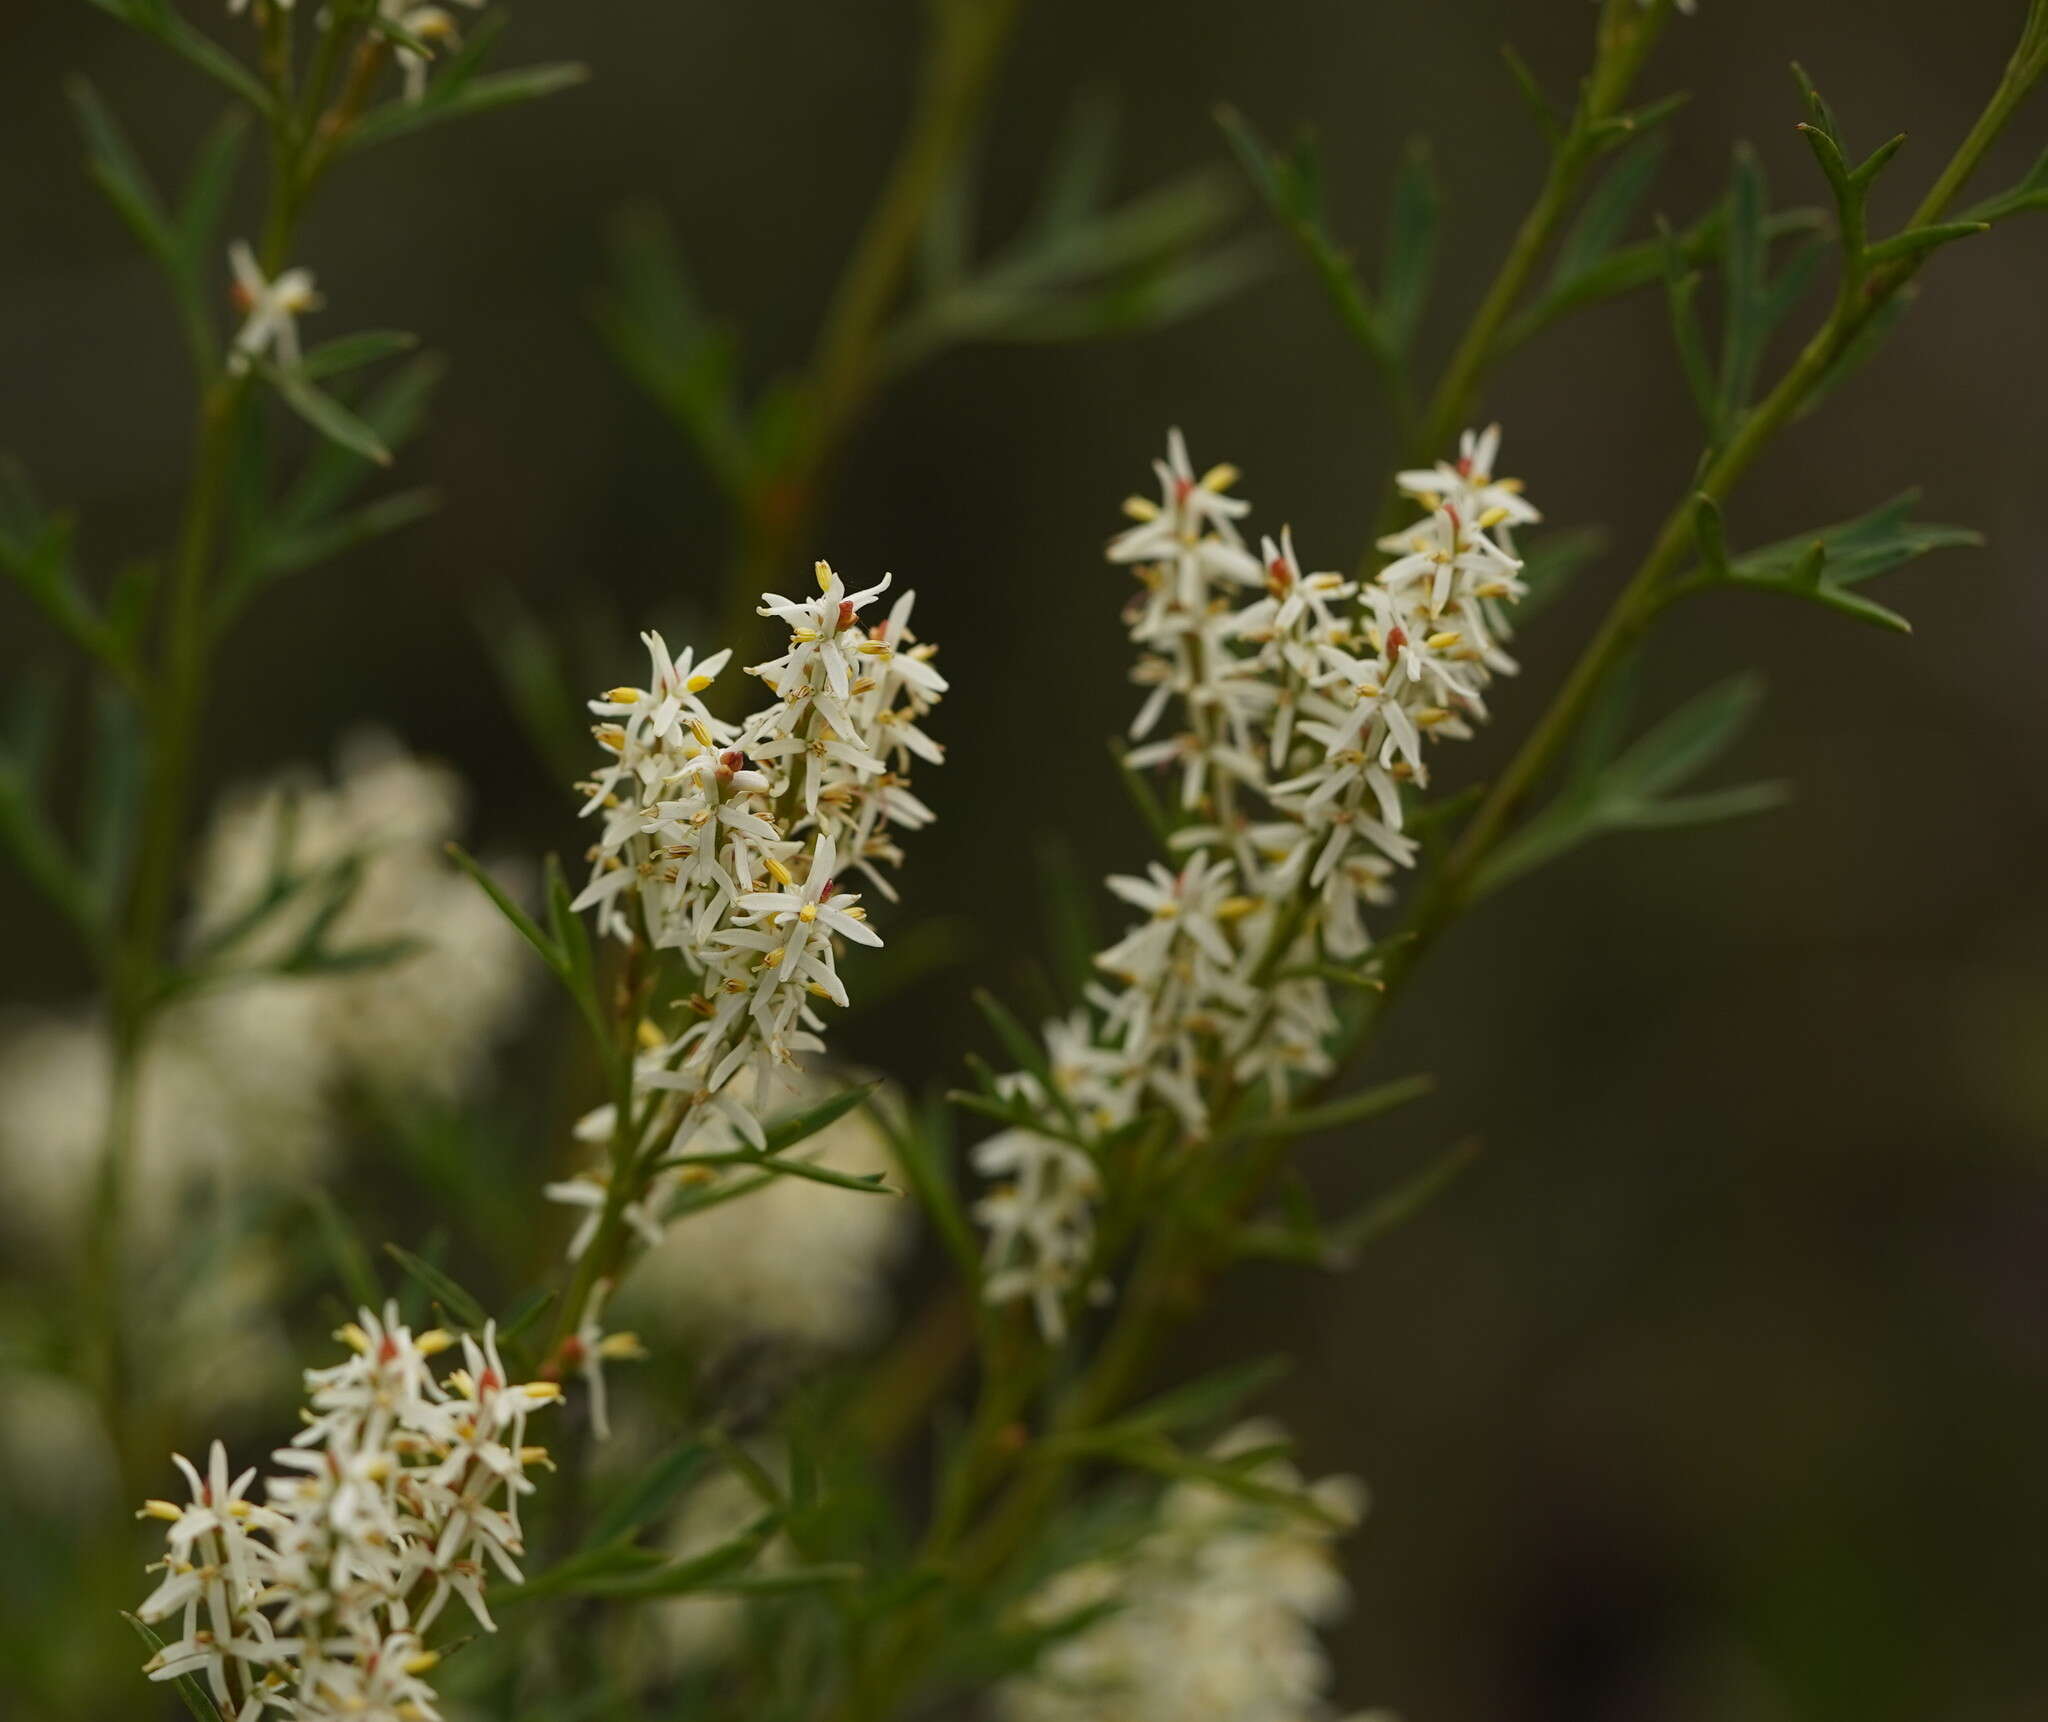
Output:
[5, 2, 2046, 1718]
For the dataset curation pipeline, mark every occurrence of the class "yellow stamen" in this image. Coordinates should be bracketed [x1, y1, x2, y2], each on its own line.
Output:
[1121, 495, 1160, 521]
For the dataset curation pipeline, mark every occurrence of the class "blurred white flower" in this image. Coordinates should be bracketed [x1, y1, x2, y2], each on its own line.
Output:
[618, 1072, 912, 1351]
[226, 240, 319, 373]
[0, 732, 527, 1249]
[997, 1422, 1370, 1722]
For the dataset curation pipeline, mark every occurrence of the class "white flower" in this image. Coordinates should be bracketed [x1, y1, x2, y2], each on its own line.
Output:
[227, 240, 319, 373]
[972, 1129, 1104, 1342]
[381, 0, 484, 102]
[136, 1308, 560, 1718]
[975, 429, 1541, 1337]
[994, 1422, 1369, 1722]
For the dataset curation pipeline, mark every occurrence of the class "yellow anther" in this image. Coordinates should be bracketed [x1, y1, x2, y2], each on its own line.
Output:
[797, 903, 819, 923]
[1215, 895, 1261, 921]
[598, 1331, 649, 1361]
[605, 686, 645, 704]
[337, 1322, 372, 1354]
[1415, 491, 1442, 512]
[416, 1328, 454, 1356]
[763, 855, 795, 885]
[401, 1651, 441, 1676]
[519, 1445, 555, 1469]
[521, 1382, 564, 1402]
[138, 1499, 184, 1522]
[791, 627, 820, 643]
[592, 725, 625, 754]
[637, 1018, 666, 1051]
[841, 904, 867, 921]
[1200, 462, 1240, 492]
[688, 717, 714, 748]
[1121, 494, 1160, 521]
[1425, 630, 1461, 650]
[1477, 506, 1511, 530]
[815, 559, 835, 593]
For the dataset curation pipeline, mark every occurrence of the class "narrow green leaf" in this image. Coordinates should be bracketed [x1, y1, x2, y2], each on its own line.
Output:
[254, 487, 438, 580]
[1608, 673, 1767, 800]
[1379, 136, 1439, 355]
[304, 1186, 383, 1312]
[275, 354, 444, 532]
[121, 1614, 226, 1722]
[1717, 144, 1771, 424]
[344, 63, 591, 152]
[868, 1088, 980, 1283]
[1028, 88, 1117, 242]
[1322, 1137, 1483, 1260]
[1500, 43, 1564, 145]
[1656, 220, 1717, 428]
[175, 107, 249, 273]
[446, 841, 563, 975]
[761, 1081, 884, 1156]
[1215, 105, 1394, 377]
[1101, 1356, 1291, 1443]
[1236, 1073, 1435, 1143]
[383, 1243, 488, 1332]
[567, 1512, 780, 1599]
[1551, 135, 1666, 289]
[1863, 220, 1991, 267]
[68, 79, 176, 264]
[256, 360, 393, 466]
[583, 1441, 714, 1551]
[299, 329, 420, 381]
[497, 1286, 557, 1346]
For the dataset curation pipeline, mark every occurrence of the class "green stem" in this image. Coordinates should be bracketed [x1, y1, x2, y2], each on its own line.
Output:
[716, 0, 1020, 659]
[1390, 0, 1668, 525]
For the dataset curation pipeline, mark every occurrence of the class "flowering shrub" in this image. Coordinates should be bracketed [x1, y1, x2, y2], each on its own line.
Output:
[1, 1, 2044, 1719]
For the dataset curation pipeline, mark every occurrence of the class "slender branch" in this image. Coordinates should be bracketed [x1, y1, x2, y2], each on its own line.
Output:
[716, 0, 1021, 658]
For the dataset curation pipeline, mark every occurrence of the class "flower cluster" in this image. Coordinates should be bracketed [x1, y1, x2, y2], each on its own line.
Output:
[0, 735, 526, 1253]
[553, 564, 943, 1231]
[974, 428, 1538, 1335]
[134, 1306, 559, 1720]
[994, 1422, 1369, 1722]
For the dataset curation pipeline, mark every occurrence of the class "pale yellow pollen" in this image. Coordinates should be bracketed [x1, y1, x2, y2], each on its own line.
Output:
[1122, 494, 1160, 521]
[686, 672, 716, 692]
[138, 1499, 183, 1522]
[598, 1332, 649, 1360]
[763, 855, 795, 885]
[791, 627, 820, 643]
[688, 717, 714, 748]
[338, 1322, 372, 1354]
[797, 903, 819, 923]
[416, 1328, 455, 1356]
[1477, 506, 1511, 530]
[1215, 895, 1261, 921]
[521, 1382, 564, 1402]
[637, 1018, 666, 1051]
[1199, 462, 1239, 491]
[592, 724, 625, 754]
[814, 559, 835, 593]
[1425, 630, 1461, 650]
